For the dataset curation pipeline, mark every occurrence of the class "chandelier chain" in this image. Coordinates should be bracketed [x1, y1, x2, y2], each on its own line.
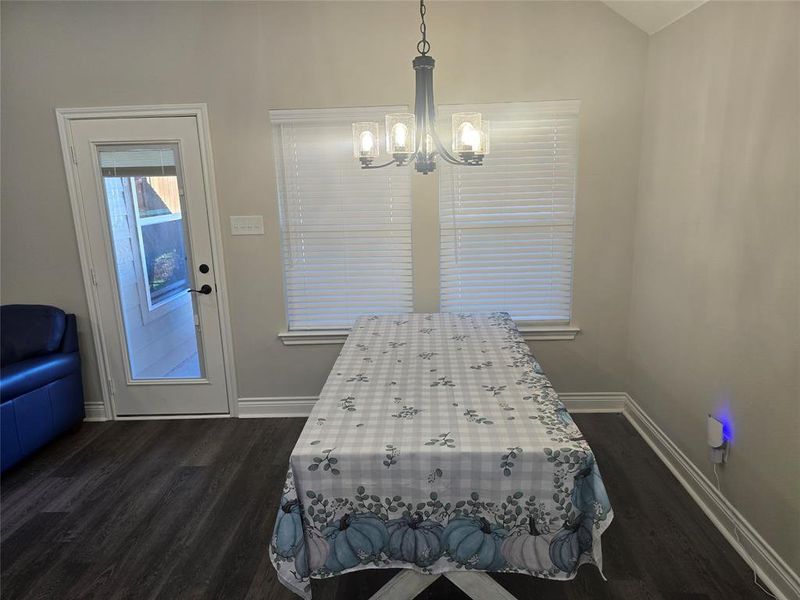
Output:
[417, 0, 430, 55]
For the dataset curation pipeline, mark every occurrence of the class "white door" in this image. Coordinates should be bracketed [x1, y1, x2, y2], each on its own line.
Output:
[68, 116, 229, 416]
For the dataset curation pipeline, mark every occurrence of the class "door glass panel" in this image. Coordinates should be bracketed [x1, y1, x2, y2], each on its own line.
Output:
[98, 144, 204, 380]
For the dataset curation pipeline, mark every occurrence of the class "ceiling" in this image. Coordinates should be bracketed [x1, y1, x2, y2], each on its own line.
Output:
[602, 1, 707, 35]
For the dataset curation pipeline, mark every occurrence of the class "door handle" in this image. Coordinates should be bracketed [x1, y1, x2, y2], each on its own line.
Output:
[188, 284, 213, 295]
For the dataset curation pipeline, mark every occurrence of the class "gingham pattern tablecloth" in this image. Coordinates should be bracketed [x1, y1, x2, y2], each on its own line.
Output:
[270, 313, 613, 599]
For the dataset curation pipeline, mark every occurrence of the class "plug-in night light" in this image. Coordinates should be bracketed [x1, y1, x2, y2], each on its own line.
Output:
[708, 415, 729, 464]
[716, 407, 735, 443]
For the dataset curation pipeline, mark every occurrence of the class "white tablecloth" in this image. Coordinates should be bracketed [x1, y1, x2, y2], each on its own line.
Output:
[270, 313, 613, 598]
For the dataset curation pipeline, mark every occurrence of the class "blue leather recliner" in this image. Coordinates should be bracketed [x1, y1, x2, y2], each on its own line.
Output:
[1, 305, 85, 473]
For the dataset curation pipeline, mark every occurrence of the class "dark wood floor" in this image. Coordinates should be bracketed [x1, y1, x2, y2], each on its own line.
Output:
[1, 414, 767, 600]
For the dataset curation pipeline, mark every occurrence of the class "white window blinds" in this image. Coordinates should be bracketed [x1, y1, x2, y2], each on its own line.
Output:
[439, 101, 579, 323]
[271, 107, 413, 330]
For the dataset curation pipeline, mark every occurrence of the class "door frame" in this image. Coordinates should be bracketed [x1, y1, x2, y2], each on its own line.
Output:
[56, 104, 238, 420]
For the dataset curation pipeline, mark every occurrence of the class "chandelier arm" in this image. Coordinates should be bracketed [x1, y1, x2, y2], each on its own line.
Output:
[361, 158, 398, 169]
[425, 121, 463, 165]
[430, 129, 481, 166]
[437, 149, 466, 166]
[424, 75, 483, 167]
[423, 71, 471, 165]
[428, 123, 462, 164]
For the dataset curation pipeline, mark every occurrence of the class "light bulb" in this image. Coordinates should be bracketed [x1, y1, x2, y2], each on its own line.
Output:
[360, 130, 375, 155]
[460, 123, 481, 152]
[392, 123, 408, 151]
[425, 133, 434, 155]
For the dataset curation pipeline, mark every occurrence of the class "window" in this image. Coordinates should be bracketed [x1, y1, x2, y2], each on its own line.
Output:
[439, 101, 579, 323]
[101, 146, 190, 312]
[130, 176, 189, 306]
[271, 107, 413, 330]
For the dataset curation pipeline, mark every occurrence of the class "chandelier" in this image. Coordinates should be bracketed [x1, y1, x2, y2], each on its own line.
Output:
[352, 0, 489, 175]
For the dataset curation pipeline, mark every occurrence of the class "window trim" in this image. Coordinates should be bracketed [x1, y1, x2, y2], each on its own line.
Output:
[277, 323, 579, 345]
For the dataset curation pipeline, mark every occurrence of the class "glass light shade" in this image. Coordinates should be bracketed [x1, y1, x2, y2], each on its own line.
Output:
[386, 113, 416, 155]
[452, 112, 486, 154]
[479, 121, 490, 155]
[353, 122, 379, 159]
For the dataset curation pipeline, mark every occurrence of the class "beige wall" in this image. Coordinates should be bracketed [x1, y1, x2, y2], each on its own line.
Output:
[0, 1, 647, 403]
[628, 1, 800, 570]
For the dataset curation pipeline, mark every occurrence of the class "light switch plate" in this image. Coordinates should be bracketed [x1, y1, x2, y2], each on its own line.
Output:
[230, 215, 264, 235]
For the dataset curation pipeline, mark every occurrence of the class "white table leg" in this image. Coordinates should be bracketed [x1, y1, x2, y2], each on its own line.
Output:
[367, 569, 439, 600]
[443, 572, 518, 600]
[367, 570, 518, 600]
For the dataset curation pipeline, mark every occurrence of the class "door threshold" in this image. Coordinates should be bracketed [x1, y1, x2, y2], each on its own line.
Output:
[113, 412, 231, 421]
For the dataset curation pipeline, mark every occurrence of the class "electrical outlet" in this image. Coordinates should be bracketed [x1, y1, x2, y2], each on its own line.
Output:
[230, 215, 264, 235]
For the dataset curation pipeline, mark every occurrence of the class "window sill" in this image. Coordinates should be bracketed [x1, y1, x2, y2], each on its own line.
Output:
[517, 324, 580, 341]
[279, 324, 580, 345]
[278, 330, 350, 346]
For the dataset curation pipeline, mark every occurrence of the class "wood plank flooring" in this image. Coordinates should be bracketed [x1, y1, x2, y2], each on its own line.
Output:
[1, 415, 769, 599]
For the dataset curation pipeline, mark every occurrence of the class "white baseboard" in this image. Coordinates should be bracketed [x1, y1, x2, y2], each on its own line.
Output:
[83, 401, 108, 422]
[623, 394, 799, 600]
[237, 396, 318, 418]
[82, 402, 231, 421]
[558, 392, 627, 413]
[236, 392, 627, 419]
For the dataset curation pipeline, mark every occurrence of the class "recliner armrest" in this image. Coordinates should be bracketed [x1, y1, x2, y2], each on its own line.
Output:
[60, 314, 79, 354]
[0, 353, 81, 403]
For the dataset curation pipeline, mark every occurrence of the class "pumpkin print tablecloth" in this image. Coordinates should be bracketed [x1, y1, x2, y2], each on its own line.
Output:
[269, 313, 613, 599]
